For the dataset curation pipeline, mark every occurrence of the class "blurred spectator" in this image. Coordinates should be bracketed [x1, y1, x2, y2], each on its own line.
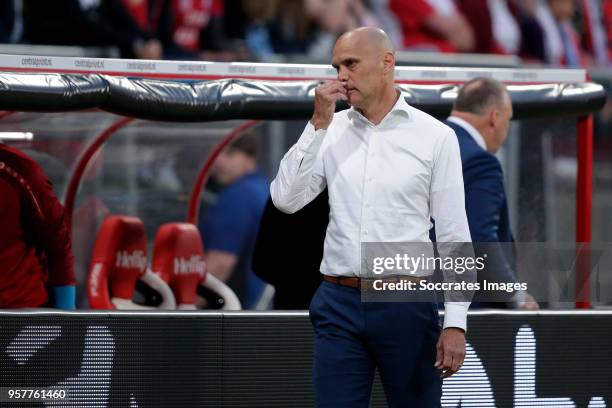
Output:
[169, 0, 242, 60]
[266, 0, 317, 55]
[509, 0, 547, 63]
[170, 0, 248, 62]
[349, 0, 381, 28]
[199, 132, 269, 309]
[579, 0, 610, 66]
[426, 0, 453, 14]
[0, 142, 76, 309]
[0, 1, 13, 43]
[488, 0, 521, 54]
[222, 0, 280, 59]
[21, 0, 182, 59]
[171, 0, 218, 45]
[456, 0, 497, 54]
[606, 0, 612, 61]
[110, 0, 167, 59]
[533, 0, 565, 65]
[458, 0, 520, 55]
[22, 0, 142, 58]
[367, 0, 403, 49]
[389, 0, 475, 52]
[223, 0, 379, 60]
[0, 0, 22, 43]
[222, 0, 248, 45]
[304, 0, 378, 32]
[3, 0, 609, 66]
[535, 0, 586, 67]
[302, 0, 379, 58]
[554, 0, 593, 66]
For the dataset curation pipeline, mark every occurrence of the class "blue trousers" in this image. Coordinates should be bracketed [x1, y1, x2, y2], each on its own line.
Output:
[309, 280, 442, 408]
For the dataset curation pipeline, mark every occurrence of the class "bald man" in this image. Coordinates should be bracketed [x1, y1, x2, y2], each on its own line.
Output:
[271, 27, 472, 407]
[445, 77, 539, 310]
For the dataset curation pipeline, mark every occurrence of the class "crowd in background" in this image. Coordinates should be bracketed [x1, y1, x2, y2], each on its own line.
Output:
[0, 0, 611, 67]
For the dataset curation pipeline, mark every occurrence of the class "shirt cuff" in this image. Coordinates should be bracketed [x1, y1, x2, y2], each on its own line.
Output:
[510, 289, 527, 306]
[443, 302, 469, 332]
[297, 121, 326, 154]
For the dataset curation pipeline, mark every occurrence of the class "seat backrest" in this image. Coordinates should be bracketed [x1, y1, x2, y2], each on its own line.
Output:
[152, 223, 206, 308]
[88, 215, 148, 309]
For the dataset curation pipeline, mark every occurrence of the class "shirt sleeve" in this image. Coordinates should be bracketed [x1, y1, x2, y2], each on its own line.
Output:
[24, 162, 75, 287]
[430, 129, 473, 331]
[270, 121, 327, 214]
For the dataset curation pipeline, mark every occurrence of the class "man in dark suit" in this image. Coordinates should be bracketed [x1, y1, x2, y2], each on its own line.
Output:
[446, 77, 538, 309]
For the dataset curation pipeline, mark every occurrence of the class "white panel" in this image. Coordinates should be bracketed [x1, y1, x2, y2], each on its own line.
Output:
[0, 55, 587, 83]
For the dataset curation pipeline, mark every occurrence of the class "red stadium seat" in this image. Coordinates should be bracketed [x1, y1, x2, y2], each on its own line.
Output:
[152, 222, 241, 310]
[87, 215, 175, 310]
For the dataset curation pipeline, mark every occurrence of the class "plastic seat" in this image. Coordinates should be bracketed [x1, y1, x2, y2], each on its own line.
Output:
[87, 215, 175, 310]
[152, 222, 241, 310]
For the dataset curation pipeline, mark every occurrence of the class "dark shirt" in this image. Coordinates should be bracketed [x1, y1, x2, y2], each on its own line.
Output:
[200, 171, 269, 309]
[0, 0, 15, 43]
[253, 189, 329, 309]
[22, 0, 178, 58]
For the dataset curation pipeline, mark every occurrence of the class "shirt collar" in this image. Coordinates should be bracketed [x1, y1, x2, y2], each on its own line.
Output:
[347, 90, 411, 123]
[447, 116, 487, 151]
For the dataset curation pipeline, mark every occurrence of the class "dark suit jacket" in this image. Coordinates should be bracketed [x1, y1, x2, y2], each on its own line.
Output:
[252, 190, 329, 309]
[445, 120, 518, 300]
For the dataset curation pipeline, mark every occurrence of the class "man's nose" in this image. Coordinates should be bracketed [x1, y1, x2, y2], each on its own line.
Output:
[337, 66, 349, 82]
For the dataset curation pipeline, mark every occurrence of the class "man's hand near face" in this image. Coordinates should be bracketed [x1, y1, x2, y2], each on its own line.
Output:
[311, 81, 348, 131]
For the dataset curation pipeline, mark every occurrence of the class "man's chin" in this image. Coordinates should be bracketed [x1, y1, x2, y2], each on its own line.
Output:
[347, 97, 361, 108]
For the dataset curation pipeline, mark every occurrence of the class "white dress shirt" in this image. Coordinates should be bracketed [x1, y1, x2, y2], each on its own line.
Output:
[271, 94, 472, 330]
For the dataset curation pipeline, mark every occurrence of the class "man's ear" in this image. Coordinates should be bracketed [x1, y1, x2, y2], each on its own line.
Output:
[382, 52, 395, 75]
[244, 155, 258, 172]
[489, 109, 499, 128]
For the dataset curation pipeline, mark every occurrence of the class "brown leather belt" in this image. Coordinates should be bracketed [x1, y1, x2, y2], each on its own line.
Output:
[322, 274, 428, 289]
